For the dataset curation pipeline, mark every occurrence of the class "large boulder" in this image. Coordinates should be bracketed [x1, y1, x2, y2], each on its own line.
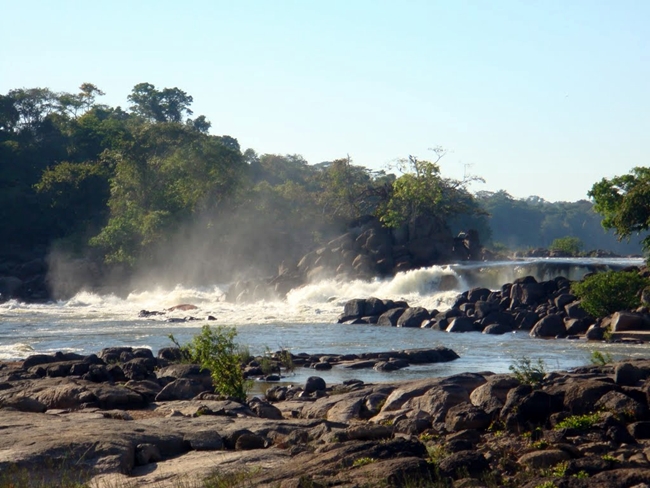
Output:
[611, 312, 650, 332]
[530, 314, 566, 338]
[377, 308, 406, 326]
[446, 316, 479, 333]
[396, 307, 430, 328]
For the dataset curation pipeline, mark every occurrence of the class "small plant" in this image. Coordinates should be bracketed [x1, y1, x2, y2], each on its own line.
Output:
[169, 325, 252, 401]
[550, 461, 569, 477]
[426, 444, 447, 464]
[589, 350, 613, 366]
[352, 457, 376, 468]
[277, 347, 295, 373]
[534, 482, 557, 488]
[572, 270, 649, 318]
[573, 470, 589, 479]
[555, 412, 601, 431]
[601, 453, 620, 463]
[259, 347, 277, 375]
[418, 432, 435, 442]
[509, 357, 547, 386]
[237, 344, 252, 364]
[531, 440, 549, 450]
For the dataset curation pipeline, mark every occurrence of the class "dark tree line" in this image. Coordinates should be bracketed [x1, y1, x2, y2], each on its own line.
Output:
[0, 83, 641, 288]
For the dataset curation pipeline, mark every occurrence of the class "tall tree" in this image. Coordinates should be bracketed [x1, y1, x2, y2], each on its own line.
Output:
[589, 166, 650, 253]
[127, 83, 194, 123]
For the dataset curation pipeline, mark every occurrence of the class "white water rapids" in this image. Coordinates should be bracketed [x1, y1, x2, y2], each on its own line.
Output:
[0, 257, 646, 384]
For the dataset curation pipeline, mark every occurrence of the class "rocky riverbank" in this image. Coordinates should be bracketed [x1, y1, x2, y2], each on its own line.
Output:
[337, 270, 650, 343]
[3, 347, 650, 487]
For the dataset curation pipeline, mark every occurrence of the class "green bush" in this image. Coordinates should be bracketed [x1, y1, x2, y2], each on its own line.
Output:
[571, 270, 649, 318]
[549, 236, 583, 255]
[509, 357, 546, 386]
[555, 412, 601, 431]
[169, 325, 251, 401]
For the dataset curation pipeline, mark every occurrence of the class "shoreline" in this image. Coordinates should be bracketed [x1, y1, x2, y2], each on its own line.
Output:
[3, 347, 650, 486]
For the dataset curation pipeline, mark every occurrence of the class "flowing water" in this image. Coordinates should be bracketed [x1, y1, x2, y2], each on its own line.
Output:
[0, 257, 646, 385]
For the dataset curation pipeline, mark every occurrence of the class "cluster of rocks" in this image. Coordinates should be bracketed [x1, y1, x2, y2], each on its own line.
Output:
[248, 347, 459, 380]
[337, 271, 650, 342]
[3, 348, 650, 487]
[226, 216, 490, 303]
[0, 254, 49, 303]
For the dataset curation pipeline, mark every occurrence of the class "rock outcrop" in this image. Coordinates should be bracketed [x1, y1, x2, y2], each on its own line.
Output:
[4, 351, 650, 486]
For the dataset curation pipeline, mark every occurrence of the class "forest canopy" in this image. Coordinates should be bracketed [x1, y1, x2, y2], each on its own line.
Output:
[0, 83, 641, 287]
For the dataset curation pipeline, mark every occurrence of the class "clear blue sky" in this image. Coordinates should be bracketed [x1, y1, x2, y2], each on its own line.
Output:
[2, 0, 648, 202]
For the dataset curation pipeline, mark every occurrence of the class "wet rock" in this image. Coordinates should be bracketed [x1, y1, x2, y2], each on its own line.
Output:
[396, 307, 430, 328]
[304, 376, 326, 394]
[530, 314, 566, 338]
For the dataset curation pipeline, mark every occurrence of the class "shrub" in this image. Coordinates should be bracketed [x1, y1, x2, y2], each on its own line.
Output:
[509, 357, 547, 386]
[571, 270, 649, 318]
[589, 350, 613, 366]
[549, 236, 583, 255]
[169, 325, 251, 401]
[555, 413, 601, 431]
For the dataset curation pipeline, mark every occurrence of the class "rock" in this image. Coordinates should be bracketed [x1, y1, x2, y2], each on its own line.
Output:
[595, 391, 646, 421]
[0, 395, 47, 412]
[445, 403, 491, 432]
[339, 299, 366, 322]
[438, 451, 489, 479]
[157, 347, 183, 362]
[555, 294, 577, 309]
[446, 316, 479, 333]
[249, 399, 284, 419]
[470, 375, 519, 415]
[304, 376, 326, 394]
[377, 308, 406, 326]
[155, 378, 208, 402]
[345, 424, 392, 441]
[135, 443, 162, 465]
[565, 301, 591, 320]
[611, 312, 650, 332]
[517, 449, 572, 469]
[184, 430, 224, 450]
[530, 314, 566, 338]
[467, 288, 491, 303]
[628, 421, 650, 440]
[396, 307, 430, 328]
[586, 324, 606, 340]
[565, 318, 590, 335]
[616, 363, 642, 386]
[235, 433, 267, 450]
[564, 380, 618, 415]
[482, 323, 512, 335]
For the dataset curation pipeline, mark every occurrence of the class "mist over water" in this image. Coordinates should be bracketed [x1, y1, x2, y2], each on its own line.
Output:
[1, 257, 645, 383]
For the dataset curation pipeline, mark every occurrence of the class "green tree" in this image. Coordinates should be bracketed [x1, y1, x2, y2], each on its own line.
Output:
[170, 325, 251, 401]
[572, 270, 649, 318]
[589, 167, 650, 253]
[377, 149, 483, 230]
[90, 123, 245, 264]
[549, 236, 583, 255]
[127, 83, 194, 123]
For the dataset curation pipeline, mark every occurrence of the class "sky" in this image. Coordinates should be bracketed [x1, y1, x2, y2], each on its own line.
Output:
[2, 0, 648, 202]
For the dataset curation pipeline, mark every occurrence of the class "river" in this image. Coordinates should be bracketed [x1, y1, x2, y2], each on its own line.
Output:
[0, 257, 646, 385]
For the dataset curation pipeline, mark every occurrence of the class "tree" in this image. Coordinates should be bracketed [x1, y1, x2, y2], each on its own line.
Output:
[549, 236, 583, 255]
[377, 148, 483, 230]
[589, 167, 650, 253]
[127, 83, 194, 123]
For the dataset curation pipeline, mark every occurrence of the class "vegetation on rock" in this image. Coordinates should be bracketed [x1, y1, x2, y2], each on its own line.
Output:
[571, 270, 649, 318]
[169, 325, 251, 401]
